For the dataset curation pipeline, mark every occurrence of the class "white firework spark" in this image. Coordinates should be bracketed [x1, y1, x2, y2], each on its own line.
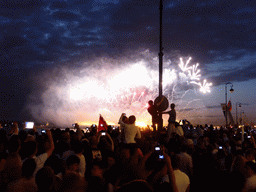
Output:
[188, 63, 201, 81]
[179, 57, 192, 72]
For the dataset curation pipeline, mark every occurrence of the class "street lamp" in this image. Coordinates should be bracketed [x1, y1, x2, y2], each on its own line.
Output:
[236, 102, 241, 125]
[158, 0, 164, 132]
[225, 82, 234, 127]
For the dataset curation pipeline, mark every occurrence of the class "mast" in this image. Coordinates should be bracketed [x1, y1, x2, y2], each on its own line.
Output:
[158, 0, 164, 131]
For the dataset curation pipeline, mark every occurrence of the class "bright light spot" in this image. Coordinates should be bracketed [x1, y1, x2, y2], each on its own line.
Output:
[136, 121, 147, 127]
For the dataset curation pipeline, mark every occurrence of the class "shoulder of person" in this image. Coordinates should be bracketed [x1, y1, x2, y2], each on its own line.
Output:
[37, 152, 48, 159]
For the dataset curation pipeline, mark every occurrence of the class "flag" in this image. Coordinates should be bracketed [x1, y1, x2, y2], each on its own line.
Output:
[221, 103, 227, 117]
[98, 114, 108, 132]
[228, 100, 232, 111]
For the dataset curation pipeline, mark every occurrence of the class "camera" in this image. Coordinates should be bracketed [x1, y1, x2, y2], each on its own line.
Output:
[101, 132, 106, 136]
[25, 122, 34, 129]
[248, 136, 251, 138]
[155, 146, 161, 151]
[159, 155, 164, 159]
[41, 129, 46, 133]
[154, 145, 164, 159]
[219, 146, 223, 149]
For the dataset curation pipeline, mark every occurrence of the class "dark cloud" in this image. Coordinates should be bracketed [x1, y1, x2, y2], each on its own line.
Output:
[213, 62, 256, 86]
[52, 11, 80, 20]
[0, 0, 45, 19]
[0, 0, 44, 9]
[51, 1, 70, 9]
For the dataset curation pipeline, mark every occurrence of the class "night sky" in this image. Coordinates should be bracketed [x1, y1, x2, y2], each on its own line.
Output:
[1, 0, 255, 127]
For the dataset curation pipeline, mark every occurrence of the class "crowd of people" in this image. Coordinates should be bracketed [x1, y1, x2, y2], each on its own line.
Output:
[0, 112, 256, 192]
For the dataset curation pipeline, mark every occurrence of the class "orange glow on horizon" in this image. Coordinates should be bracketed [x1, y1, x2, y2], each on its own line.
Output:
[77, 120, 149, 128]
[135, 121, 147, 127]
[76, 121, 116, 127]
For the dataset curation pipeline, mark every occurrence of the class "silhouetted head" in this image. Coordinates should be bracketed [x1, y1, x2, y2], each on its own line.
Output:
[61, 172, 86, 192]
[122, 115, 129, 124]
[245, 148, 256, 161]
[23, 141, 37, 158]
[36, 166, 56, 191]
[171, 154, 182, 170]
[170, 103, 175, 109]
[129, 115, 136, 124]
[148, 100, 153, 106]
[22, 158, 36, 179]
[66, 155, 80, 172]
[8, 135, 21, 153]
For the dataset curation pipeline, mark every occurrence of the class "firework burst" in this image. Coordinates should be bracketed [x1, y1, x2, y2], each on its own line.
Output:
[29, 53, 212, 127]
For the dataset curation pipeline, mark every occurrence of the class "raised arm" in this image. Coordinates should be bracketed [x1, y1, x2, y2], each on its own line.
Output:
[159, 110, 170, 114]
[118, 113, 126, 126]
[10, 122, 19, 135]
[45, 130, 55, 158]
[106, 133, 114, 152]
[98, 132, 115, 152]
[75, 123, 84, 141]
[251, 136, 256, 148]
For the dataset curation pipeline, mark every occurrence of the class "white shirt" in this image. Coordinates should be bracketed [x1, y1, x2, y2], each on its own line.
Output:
[119, 121, 141, 144]
[161, 170, 190, 192]
[173, 170, 190, 192]
[31, 153, 48, 177]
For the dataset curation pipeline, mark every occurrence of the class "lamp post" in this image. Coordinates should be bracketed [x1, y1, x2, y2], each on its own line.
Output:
[158, 0, 163, 132]
[241, 110, 245, 125]
[225, 82, 234, 128]
[236, 102, 241, 125]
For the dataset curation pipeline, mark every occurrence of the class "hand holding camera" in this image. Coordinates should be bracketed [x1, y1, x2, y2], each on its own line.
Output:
[154, 144, 165, 160]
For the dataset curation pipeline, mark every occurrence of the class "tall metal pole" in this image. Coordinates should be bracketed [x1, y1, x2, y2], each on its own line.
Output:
[225, 82, 234, 127]
[236, 102, 238, 125]
[225, 84, 227, 127]
[158, 0, 163, 131]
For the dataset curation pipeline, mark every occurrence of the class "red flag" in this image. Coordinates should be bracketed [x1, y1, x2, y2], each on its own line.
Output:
[228, 100, 232, 111]
[98, 114, 108, 132]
